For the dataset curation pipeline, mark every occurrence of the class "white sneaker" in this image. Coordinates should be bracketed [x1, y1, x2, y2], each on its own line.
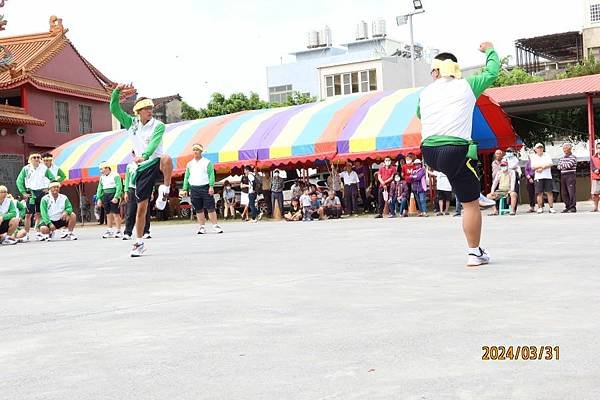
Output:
[536, 208, 544, 214]
[466, 248, 490, 267]
[65, 233, 77, 241]
[478, 194, 496, 210]
[549, 208, 557, 214]
[39, 234, 50, 242]
[59, 231, 69, 239]
[142, 233, 152, 239]
[114, 231, 123, 239]
[155, 184, 170, 211]
[250, 219, 257, 223]
[197, 226, 206, 235]
[213, 224, 223, 234]
[130, 242, 145, 257]
[122, 234, 132, 240]
[258, 212, 264, 221]
[102, 230, 114, 239]
[2, 237, 17, 245]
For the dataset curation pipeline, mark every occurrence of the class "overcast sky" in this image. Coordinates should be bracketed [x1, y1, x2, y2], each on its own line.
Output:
[4, 0, 584, 108]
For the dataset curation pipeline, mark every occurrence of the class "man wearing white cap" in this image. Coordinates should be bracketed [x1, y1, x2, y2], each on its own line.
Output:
[110, 84, 173, 256]
[418, 41, 499, 266]
[96, 163, 123, 238]
[530, 143, 556, 214]
[557, 143, 577, 213]
[38, 181, 77, 241]
[180, 144, 223, 234]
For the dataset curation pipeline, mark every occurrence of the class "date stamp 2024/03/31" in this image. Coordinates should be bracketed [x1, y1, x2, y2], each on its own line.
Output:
[482, 346, 559, 361]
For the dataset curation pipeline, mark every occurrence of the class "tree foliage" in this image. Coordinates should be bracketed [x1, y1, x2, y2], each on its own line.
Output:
[181, 91, 317, 120]
[558, 56, 600, 79]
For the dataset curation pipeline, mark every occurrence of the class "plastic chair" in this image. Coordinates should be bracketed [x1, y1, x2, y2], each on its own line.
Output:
[498, 196, 511, 215]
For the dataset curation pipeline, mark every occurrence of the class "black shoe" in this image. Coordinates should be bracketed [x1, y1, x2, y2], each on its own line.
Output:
[569, 208, 577, 213]
[561, 209, 570, 213]
[374, 214, 383, 219]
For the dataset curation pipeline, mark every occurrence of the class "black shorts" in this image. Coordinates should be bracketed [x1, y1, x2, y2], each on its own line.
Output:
[135, 160, 162, 203]
[103, 193, 120, 214]
[26, 190, 46, 214]
[535, 178, 553, 194]
[39, 219, 68, 229]
[0, 219, 9, 234]
[191, 185, 215, 213]
[437, 190, 452, 201]
[421, 144, 480, 203]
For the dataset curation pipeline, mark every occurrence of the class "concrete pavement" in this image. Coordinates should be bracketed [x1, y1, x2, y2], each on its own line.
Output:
[1, 207, 599, 399]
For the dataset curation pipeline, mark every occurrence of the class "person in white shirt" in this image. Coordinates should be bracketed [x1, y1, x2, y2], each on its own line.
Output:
[0, 185, 19, 245]
[530, 143, 556, 213]
[96, 163, 123, 238]
[434, 170, 452, 215]
[339, 162, 359, 215]
[15, 153, 57, 239]
[243, 166, 260, 223]
[180, 144, 223, 234]
[38, 181, 77, 241]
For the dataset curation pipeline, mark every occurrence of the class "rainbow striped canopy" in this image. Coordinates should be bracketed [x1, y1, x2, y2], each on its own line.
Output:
[53, 88, 519, 184]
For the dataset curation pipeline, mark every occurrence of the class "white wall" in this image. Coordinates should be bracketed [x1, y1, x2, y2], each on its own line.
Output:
[381, 57, 431, 89]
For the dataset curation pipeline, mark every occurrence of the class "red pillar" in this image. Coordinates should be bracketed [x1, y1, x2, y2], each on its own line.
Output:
[588, 94, 596, 186]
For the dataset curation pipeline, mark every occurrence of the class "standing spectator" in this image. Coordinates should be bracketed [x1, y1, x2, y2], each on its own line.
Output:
[354, 160, 369, 212]
[591, 142, 600, 212]
[240, 173, 250, 221]
[323, 191, 342, 219]
[270, 169, 284, 216]
[434, 170, 452, 215]
[261, 169, 272, 217]
[96, 163, 123, 238]
[327, 166, 343, 205]
[486, 160, 517, 215]
[453, 194, 462, 217]
[524, 153, 537, 213]
[375, 156, 397, 218]
[285, 198, 303, 221]
[389, 172, 409, 217]
[492, 149, 504, 180]
[340, 162, 359, 216]
[402, 153, 418, 212]
[243, 166, 260, 223]
[181, 144, 223, 234]
[222, 180, 236, 219]
[530, 143, 556, 214]
[366, 172, 379, 213]
[410, 159, 428, 216]
[41, 153, 67, 184]
[299, 188, 312, 221]
[557, 143, 578, 213]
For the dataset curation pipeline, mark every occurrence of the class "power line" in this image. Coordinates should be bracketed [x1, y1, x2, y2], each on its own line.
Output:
[508, 114, 589, 136]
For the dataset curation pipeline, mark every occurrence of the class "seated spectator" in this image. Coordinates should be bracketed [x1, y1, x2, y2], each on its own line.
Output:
[308, 192, 324, 220]
[323, 191, 342, 219]
[487, 160, 517, 216]
[389, 172, 409, 217]
[222, 180, 236, 219]
[285, 198, 303, 221]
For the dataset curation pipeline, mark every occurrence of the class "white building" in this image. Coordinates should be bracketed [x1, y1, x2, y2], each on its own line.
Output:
[266, 21, 432, 102]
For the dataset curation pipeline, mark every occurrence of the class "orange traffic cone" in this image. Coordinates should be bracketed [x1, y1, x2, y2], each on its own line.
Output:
[273, 199, 282, 220]
[408, 193, 418, 216]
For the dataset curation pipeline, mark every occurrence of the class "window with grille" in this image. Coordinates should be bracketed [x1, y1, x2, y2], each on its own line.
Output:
[79, 105, 92, 133]
[269, 84, 293, 103]
[55, 101, 69, 133]
[591, 3, 600, 23]
[325, 69, 378, 98]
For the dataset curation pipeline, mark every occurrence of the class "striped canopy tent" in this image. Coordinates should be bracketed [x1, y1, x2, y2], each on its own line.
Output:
[53, 88, 520, 185]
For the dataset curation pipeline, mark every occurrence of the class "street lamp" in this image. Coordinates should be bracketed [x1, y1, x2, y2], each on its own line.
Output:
[397, 1, 425, 87]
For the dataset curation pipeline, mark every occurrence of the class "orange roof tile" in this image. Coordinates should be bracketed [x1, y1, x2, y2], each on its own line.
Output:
[0, 104, 45, 126]
[0, 16, 122, 101]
